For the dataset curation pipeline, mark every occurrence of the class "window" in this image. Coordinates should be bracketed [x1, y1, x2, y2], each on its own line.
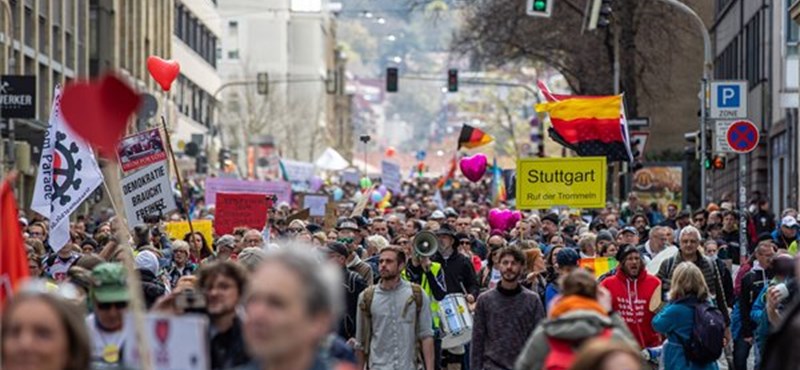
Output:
[38, 16, 47, 54]
[228, 49, 239, 59]
[788, 0, 799, 55]
[228, 20, 238, 36]
[715, 36, 740, 80]
[53, 26, 61, 61]
[745, 13, 762, 88]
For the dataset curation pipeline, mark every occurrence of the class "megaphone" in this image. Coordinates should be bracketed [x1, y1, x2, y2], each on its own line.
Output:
[413, 231, 439, 257]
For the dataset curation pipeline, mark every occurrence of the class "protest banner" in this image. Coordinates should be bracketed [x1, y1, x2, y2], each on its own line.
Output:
[381, 160, 402, 194]
[123, 313, 209, 370]
[215, 193, 270, 235]
[341, 169, 361, 185]
[302, 193, 330, 217]
[117, 128, 167, 172]
[205, 178, 291, 206]
[516, 157, 607, 209]
[165, 219, 213, 246]
[120, 162, 177, 225]
[281, 159, 315, 182]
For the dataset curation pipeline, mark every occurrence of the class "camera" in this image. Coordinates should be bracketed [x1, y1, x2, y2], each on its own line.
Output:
[175, 289, 207, 314]
[359, 135, 371, 144]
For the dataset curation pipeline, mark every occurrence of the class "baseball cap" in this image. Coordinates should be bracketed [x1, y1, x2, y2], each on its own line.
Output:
[337, 220, 359, 231]
[323, 242, 350, 258]
[216, 234, 237, 250]
[91, 263, 130, 303]
[430, 210, 446, 220]
[621, 226, 639, 236]
[556, 248, 580, 267]
[782, 216, 799, 229]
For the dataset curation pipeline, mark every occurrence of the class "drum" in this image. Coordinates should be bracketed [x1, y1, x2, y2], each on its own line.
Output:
[438, 293, 473, 349]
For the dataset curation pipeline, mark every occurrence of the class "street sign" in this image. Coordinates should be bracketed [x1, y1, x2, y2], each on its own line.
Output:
[0, 75, 36, 119]
[710, 80, 747, 119]
[726, 120, 759, 153]
[516, 157, 607, 209]
[627, 118, 650, 128]
[714, 121, 734, 153]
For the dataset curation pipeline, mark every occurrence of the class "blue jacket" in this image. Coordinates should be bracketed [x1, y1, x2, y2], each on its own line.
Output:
[750, 285, 771, 355]
[652, 300, 720, 370]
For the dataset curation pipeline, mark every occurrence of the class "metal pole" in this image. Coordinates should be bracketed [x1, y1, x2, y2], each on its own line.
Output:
[739, 154, 747, 264]
[658, 0, 713, 206]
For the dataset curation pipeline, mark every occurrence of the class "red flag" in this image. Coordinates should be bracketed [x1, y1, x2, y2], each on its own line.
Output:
[436, 155, 458, 189]
[0, 178, 30, 306]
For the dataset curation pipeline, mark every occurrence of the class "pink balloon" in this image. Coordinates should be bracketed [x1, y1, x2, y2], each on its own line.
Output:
[459, 153, 488, 182]
[488, 208, 512, 232]
[508, 211, 522, 230]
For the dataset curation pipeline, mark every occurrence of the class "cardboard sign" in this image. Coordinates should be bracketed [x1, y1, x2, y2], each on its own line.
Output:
[120, 162, 177, 225]
[287, 208, 310, 222]
[516, 157, 607, 209]
[215, 193, 270, 235]
[123, 313, 209, 370]
[165, 219, 213, 246]
[341, 169, 360, 185]
[205, 178, 292, 206]
[303, 194, 329, 217]
[281, 159, 315, 182]
[350, 185, 375, 218]
[117, 128, 167, 172]
[381, 160, 402, 193]
[324, 202, 337, 230]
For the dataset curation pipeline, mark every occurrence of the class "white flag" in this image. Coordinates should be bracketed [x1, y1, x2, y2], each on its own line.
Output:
[31, 88, 104, 252]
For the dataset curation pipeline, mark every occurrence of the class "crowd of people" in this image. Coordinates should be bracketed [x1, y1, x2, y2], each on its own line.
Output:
[4, 177, 800, 370]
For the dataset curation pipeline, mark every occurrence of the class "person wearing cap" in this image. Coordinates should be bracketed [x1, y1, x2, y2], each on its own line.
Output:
[322, 242, 367, 341]
[338, 220, 374, 286]
[86, 263, 130, 366]
[432, 224, 479, 370]
[619, 226, 640, 247]
[600, 244, 662, 349]
[774, 215, 799, 253]
[168, 239, 197, 288]
[205, 234, 237, 263]
[430, 210, 446, 223]
[540, 213, 559, 247]
[544, 248, 580, 310]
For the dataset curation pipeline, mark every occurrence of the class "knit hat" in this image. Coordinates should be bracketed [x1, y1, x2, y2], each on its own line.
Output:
[541, 213, 559, 225]
[135, 250, 160, 276]
[615, 244, 640, 263]
[556, 248, 580, 267]
[215, 234, 237, 250]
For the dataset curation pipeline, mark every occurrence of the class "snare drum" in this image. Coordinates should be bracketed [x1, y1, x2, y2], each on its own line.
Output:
[438, 293, 473, 349]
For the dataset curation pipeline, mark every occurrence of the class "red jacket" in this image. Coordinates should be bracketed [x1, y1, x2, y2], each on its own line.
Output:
[600, 267, 662, 348]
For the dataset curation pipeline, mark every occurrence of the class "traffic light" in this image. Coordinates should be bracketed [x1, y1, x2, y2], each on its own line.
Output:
[526, 0, 553, 18]
[447, 69, 458, 92]
[257, 72, 269, 95]
[588, 0, 612, 30]
[386, 67, 398, 93]
[712, 155, 726, 170]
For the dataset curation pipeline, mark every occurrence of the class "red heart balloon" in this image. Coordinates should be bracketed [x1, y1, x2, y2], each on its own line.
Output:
[60, 74, 141, 156]
[147, 56, 180, 91]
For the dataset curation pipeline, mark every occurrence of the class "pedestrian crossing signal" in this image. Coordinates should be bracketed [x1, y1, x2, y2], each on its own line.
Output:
[705, 155, 726, 170]
[386, 67, 398, 93]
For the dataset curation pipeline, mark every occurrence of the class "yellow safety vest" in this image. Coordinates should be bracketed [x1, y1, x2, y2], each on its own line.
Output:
[402, 262, 442, 328]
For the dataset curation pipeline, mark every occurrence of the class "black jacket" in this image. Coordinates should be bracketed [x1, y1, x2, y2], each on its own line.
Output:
[210, 317, 250, 370]
[138, 269, 166, 309]
[433, 249, 479, 297]
[740, 266, 774, 338]
[339, 268, 366, 340]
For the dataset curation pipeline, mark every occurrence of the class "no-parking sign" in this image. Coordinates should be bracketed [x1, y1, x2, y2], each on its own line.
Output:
[726, 120, 759, 154]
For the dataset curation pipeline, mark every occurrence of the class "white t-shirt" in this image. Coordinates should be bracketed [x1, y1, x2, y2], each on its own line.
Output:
[86, 314, 126, 366]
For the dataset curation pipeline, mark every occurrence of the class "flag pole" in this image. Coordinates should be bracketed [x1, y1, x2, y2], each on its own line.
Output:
[160, 115, 195, 236]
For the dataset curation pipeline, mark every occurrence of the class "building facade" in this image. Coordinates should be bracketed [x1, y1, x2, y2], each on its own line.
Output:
[709, 0, 799, 211]
[218, 0, 336, 175]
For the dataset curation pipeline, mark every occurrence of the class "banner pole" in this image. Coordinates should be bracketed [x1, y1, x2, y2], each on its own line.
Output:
[160, 115, 195, 236]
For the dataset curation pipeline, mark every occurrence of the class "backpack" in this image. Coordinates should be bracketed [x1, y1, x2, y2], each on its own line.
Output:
[674, 297, 725, 364]
[358, 283, 424, 364]
[543, 327, 612, 370]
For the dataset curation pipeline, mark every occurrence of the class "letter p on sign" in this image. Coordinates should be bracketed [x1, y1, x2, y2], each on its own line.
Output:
[710, 80, 747, 119]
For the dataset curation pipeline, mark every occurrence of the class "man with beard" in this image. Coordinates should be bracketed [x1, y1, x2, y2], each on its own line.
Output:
[600, 245, 662, 349]
[197, 261, 251, 370]
[355, 246, 435, 370]
[470, 247, 544, 370]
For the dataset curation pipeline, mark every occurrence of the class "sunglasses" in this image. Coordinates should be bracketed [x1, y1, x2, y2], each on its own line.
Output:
[459, 240, 471, 245]
[97, 301, 128, 310]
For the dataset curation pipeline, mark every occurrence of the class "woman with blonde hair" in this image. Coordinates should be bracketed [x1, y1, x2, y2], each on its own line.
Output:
[652, 262, 720, 370]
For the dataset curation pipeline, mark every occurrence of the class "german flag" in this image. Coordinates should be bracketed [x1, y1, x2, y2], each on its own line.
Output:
[535, 94, 632, 162]
[457, 124, 493, 149]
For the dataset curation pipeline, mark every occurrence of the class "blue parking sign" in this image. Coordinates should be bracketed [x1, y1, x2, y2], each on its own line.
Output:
[710, 81, 747, 119]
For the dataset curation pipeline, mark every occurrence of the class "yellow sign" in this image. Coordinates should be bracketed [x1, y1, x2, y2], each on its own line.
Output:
[165, 219, 214, 248]
[516, 157, 607, 209]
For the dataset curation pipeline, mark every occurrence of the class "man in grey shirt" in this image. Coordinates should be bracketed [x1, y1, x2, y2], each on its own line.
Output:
[356, 245, 435, 370]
